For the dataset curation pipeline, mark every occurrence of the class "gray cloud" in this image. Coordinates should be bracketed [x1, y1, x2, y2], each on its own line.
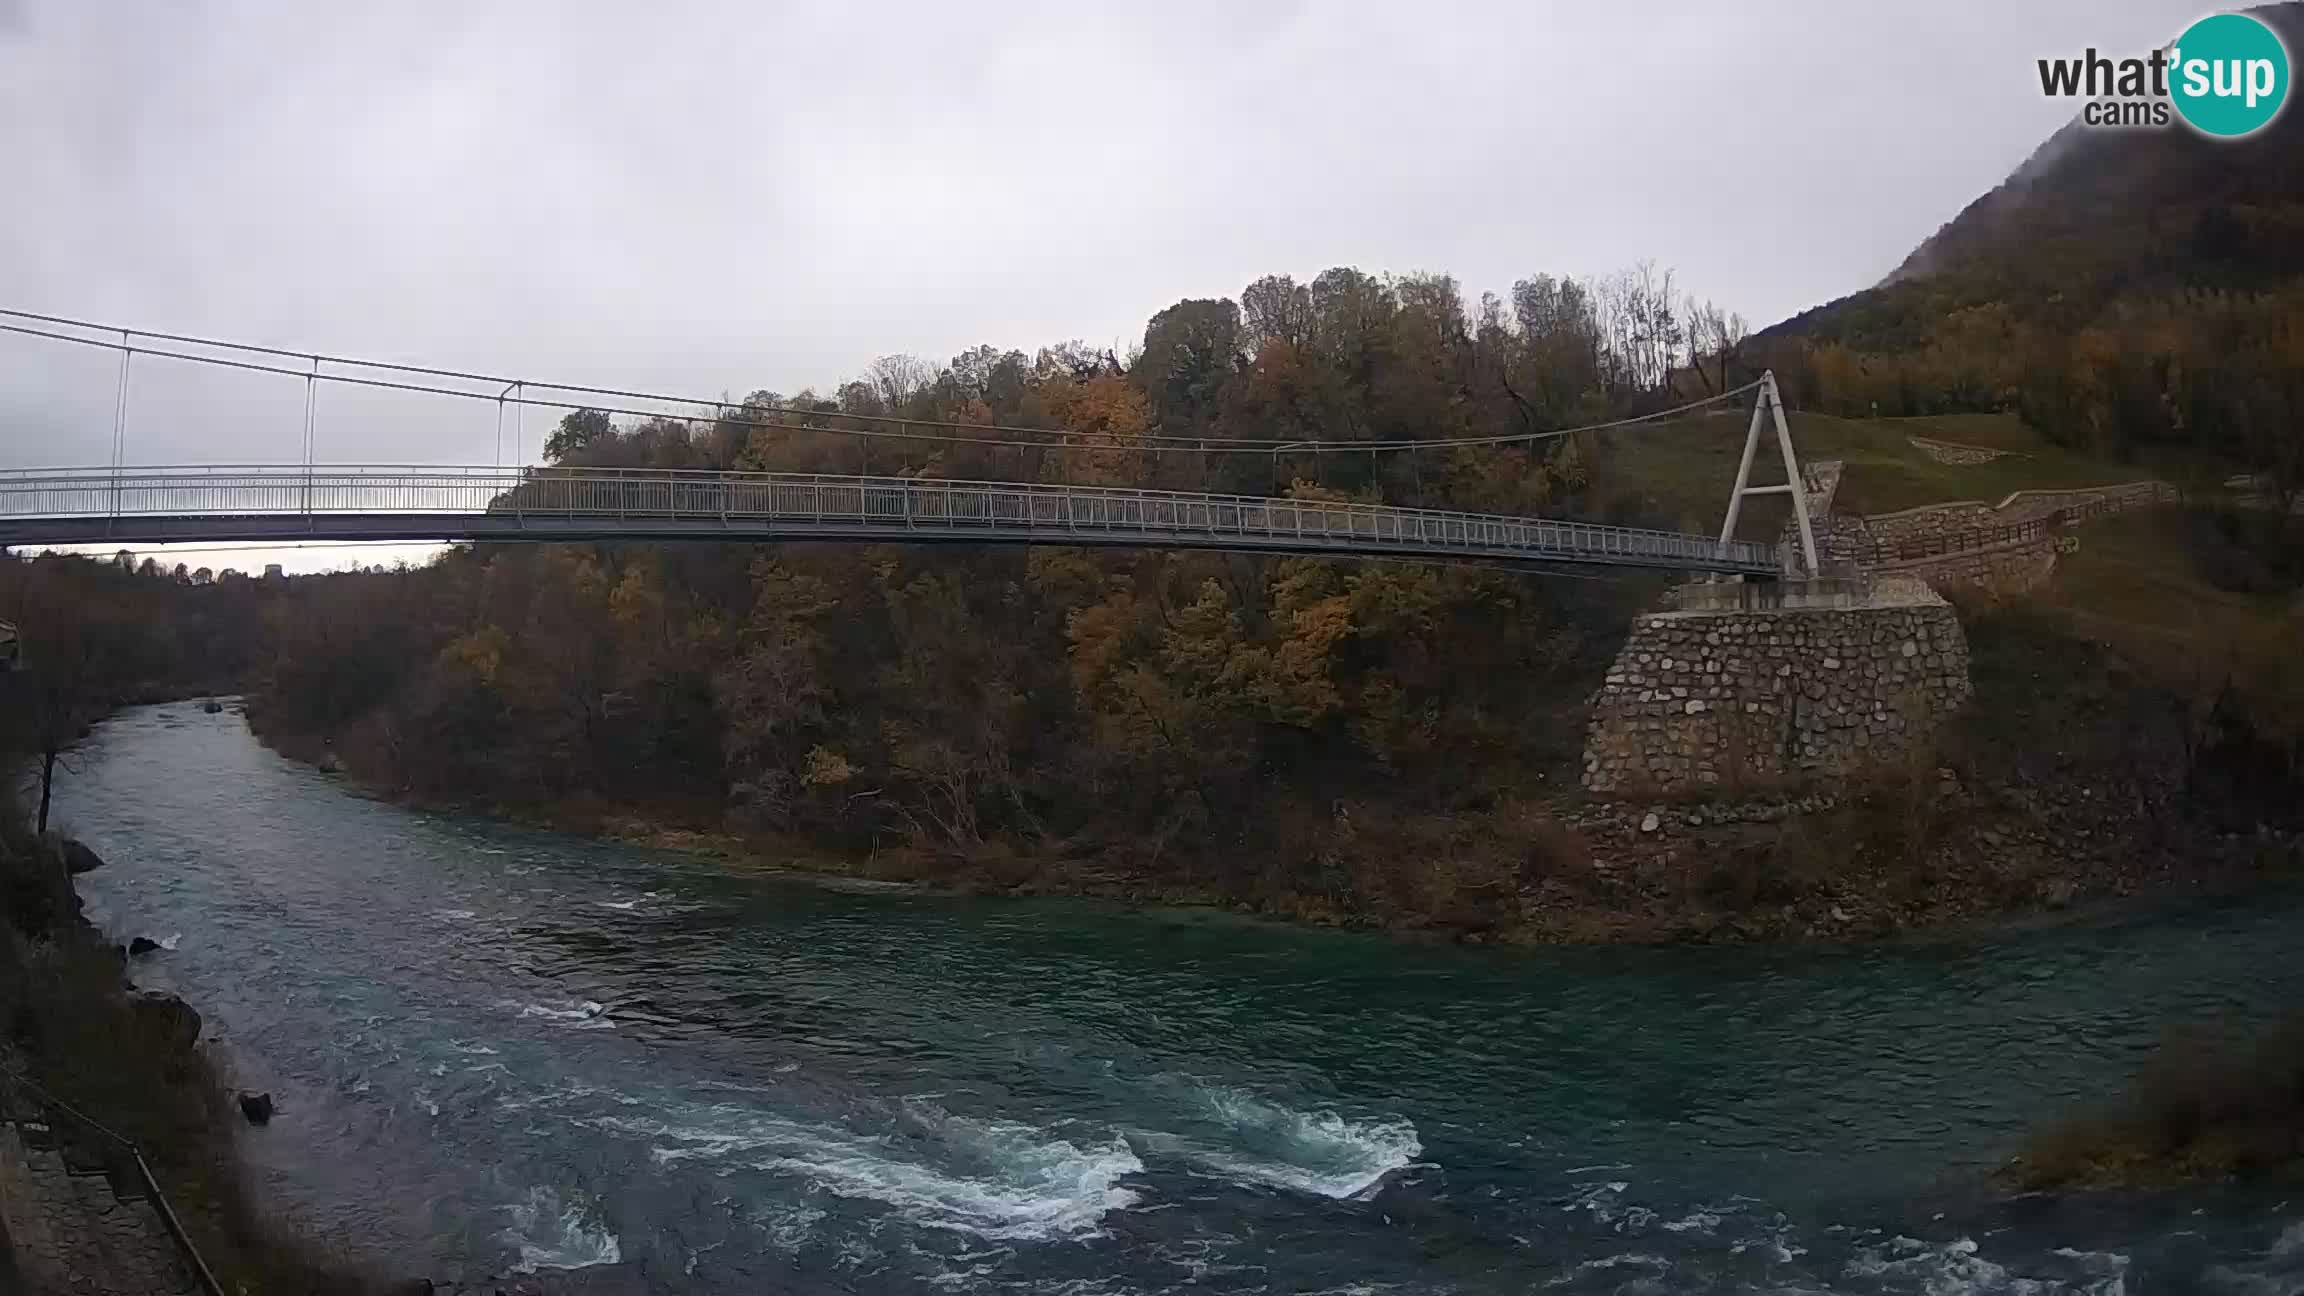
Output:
[0, 0, 2205, 552]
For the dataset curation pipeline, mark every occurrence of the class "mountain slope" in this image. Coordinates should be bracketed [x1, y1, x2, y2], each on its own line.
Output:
[1764, 1, 2304, 355]
[1750, 4, 2304, 484]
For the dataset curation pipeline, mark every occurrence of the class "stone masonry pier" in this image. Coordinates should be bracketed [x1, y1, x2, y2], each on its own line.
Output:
[1581, 577, 1972, 796]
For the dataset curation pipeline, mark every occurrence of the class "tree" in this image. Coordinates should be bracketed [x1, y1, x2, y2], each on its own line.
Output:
[1137, 298, 1243, 430]
[543, 408, 616, 462]
[1241, 274, 1314, 352]
[0, 560, 150, 833]
[1685, 297, 1748, 394]
[866, 354, 935, 416]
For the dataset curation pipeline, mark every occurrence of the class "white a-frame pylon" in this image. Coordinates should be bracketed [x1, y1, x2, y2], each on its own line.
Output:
[1716, 370, 1819, 577]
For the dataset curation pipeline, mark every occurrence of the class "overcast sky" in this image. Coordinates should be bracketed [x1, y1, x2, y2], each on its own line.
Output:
[0, 0, 2206, 567]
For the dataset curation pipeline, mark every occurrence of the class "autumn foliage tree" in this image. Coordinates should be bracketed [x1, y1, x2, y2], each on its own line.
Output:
[234, 261, 1762, 916]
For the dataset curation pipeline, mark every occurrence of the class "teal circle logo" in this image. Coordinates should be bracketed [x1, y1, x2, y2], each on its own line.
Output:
[2170, 12, 2290, 137]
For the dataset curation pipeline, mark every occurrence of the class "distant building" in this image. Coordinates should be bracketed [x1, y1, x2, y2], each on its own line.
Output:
[263, 564, 285, 582]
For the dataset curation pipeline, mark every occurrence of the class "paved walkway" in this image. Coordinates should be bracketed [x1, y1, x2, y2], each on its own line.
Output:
[0, 1120, 197, 1295]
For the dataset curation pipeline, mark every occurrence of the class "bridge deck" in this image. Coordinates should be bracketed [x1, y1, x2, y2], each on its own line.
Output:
[0, 467, 1781, 575]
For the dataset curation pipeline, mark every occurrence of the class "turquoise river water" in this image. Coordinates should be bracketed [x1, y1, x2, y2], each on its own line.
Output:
[51, 703, 2304, 1293]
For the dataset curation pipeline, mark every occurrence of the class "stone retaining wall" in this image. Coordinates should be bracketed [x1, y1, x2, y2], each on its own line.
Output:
[1582, 586, 1972, 796]
[1874, 534, 2060, 594]
[1863, 502, 1997, 546]
[1860, 481, 2176, 547]
[1841, 481, 2176, 593]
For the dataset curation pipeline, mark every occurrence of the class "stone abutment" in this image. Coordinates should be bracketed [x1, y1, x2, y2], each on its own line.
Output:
[1581, 578, 1972, 797]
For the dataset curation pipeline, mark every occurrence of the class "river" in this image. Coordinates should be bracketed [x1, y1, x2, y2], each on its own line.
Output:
[48, 702, 2304, 1293]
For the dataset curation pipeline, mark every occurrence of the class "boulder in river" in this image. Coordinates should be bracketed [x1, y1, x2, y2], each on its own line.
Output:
[317, 750, 344, 774]
[237, 1091, 275, 1125]
[128, 990, 202, 1050]
[60, 838, 105, 875]
[127, 936, 163, 956]
[202, 700, 224, 714]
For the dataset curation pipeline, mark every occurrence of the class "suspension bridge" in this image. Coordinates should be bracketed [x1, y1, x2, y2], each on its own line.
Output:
[0, 310, 1815, 577]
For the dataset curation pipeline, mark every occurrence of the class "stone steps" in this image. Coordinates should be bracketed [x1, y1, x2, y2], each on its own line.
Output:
[1, 1114, 201, 1295]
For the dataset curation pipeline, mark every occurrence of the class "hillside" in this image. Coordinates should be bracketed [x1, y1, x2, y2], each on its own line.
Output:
[1751, 2, 2304, 492]
[1769, 1, 2304, 349]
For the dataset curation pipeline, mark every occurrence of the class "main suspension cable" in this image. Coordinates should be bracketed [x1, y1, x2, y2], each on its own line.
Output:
[0, 309, 1759, 457]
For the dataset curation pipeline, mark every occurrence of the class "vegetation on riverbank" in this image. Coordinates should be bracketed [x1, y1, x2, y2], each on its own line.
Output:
[238, 530, 2303, 948]
[0, 553, 276, 830]
[2008, 1015, 2304, 1191]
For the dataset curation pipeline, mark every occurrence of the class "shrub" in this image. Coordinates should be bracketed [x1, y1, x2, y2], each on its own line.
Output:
[2011, 1016, 2304, 1189]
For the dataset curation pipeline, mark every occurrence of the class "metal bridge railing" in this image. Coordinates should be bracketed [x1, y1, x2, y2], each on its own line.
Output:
[0, 465, 1783, 574]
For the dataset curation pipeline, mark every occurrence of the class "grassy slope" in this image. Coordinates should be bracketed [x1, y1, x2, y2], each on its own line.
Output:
[1585, 409, 2185, 541]
[2038, 510, 2294, 682]
[1591, 406, 2291, 719]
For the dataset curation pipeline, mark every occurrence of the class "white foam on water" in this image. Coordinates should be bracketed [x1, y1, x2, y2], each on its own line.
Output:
[924, 1243, 1019, 1290]
[2048, 1247, 2132, 1295]
[2273, 1220, 2304, 1257]
[593, 1100, 1141, 1242]
[512, 999, 608, 1026]
[432, 909, 476, 921]
[1561, 1180, 1631, 1218]
[750, 1201, 827, 1251]
[1662, 1209, 1721, 1234]
[1570, 1252, 1670, 1272]
[596, 900, 640, 911]
[157, 933, 181, 951]
[1841, 1235, 2124, 1295]
[494, 1077, 639, 1114]
[1151, 1084, 1420, 1200]
[500, 1186, 621, 1274]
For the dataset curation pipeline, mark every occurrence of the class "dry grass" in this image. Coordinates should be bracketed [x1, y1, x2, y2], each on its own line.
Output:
[2009, 1017, 2304, 1190]
[2034, 509, 2293, 675]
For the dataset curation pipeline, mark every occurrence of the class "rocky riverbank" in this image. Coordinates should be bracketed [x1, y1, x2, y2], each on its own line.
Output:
[0, 820, 632, 1294]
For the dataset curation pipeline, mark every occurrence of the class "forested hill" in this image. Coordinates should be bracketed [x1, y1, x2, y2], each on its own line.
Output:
[1753, 2, 2304, 491]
